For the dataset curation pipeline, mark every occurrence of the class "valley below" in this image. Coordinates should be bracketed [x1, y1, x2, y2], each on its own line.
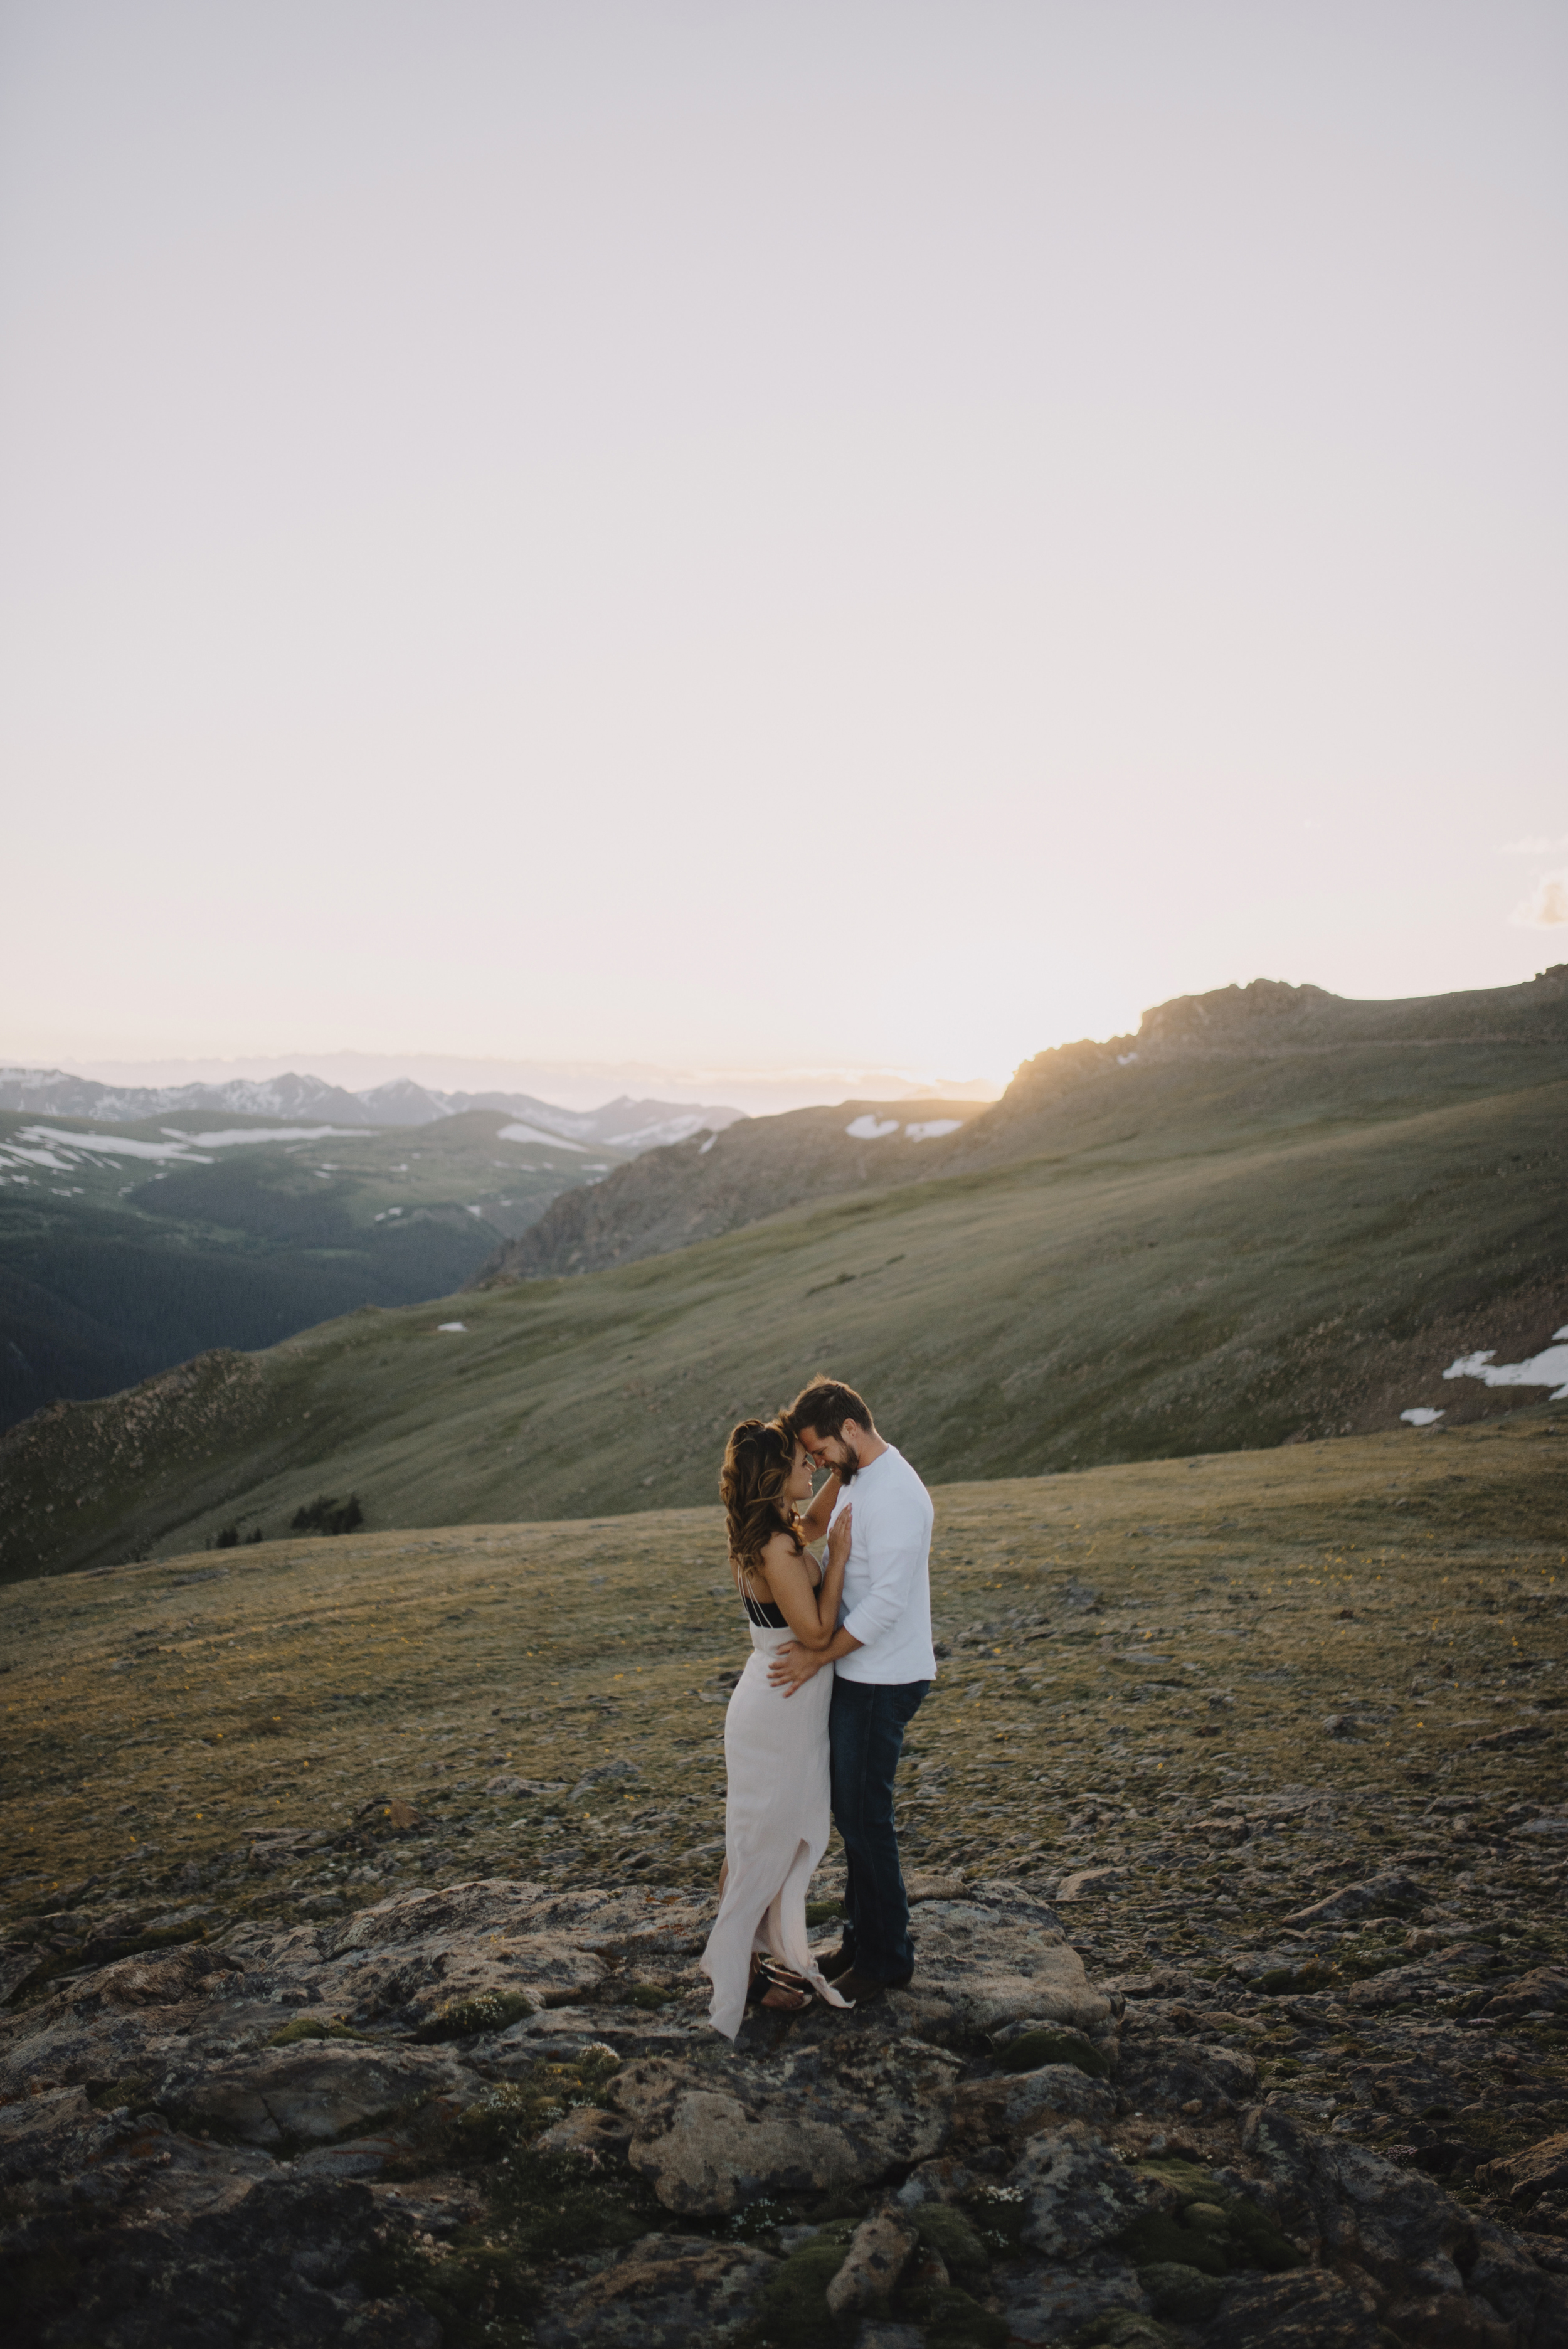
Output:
[2, 1410, 1565, 2346]
[0, 1108, 632, 1438]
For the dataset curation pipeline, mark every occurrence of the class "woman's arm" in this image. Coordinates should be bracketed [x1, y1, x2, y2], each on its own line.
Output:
[797, 1466, 843, 1545]
[756, 1509, 852, 1651]
[814, 1502, 849, 1632]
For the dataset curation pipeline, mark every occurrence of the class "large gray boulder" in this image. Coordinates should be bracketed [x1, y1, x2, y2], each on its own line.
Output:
[999, 2253, 1148, 2343]
[534, 2105, 635, 2165]
[532, 2234, 776, 2346]
[1208, 2269, 1383, 2347]
[1459, 2213, 1568, 2343]
[317, 1880, 608, 2024]
[73, 1944, 235, 2007]
[1483, 1965, 1568, 2022]
[1342, 2044, 1483, 2119]
[948, 2062, 1116, 2151]
[1478, 2129, 1568, 2206]
[93, 2121, 280, 2222]
[1010, 2123, 1177, 2260]
[1244, 2104, 1476, 2288]
[1116, 2035, 1258, 2118]
[903, 1894, 1111, 2033]
[1281, 1872, 1422, 1926]
[610, 2038, 959, 2215]
[0, 2082, 135, 2188]
[176, 2042, 470, 2146]
[824, 2205, 918, 2315]
[1243, 2106, 1568, 2343]
[490, 1884, 712, 1958]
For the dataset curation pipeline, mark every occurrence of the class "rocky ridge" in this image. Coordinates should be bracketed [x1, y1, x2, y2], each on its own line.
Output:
[4, 1869, 1566, 2348]
[468, 1099, 986, 1286]
[470, 973, 1568, 1289]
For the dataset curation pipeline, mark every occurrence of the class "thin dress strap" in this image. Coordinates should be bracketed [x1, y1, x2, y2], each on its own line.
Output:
[736, 1561, 766, 1623]
[734, 1527, 818, 1623]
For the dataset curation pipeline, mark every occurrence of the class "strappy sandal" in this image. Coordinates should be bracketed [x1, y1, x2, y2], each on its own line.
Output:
[746, 1957, 810, 2012]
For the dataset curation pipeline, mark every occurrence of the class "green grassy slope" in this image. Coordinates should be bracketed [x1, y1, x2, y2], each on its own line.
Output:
[954, 1038, 1565, 1173]
[470, 973, 1568, 1290]
[4, 1052, 1562, 1583]
[0, 1110, 623, 1431]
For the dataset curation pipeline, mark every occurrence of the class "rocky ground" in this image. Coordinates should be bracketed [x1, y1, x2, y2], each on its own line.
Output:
[3, 1409, 1565, 2343]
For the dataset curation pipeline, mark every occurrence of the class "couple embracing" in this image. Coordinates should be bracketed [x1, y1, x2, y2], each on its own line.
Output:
[699, 1376, 935, 2039]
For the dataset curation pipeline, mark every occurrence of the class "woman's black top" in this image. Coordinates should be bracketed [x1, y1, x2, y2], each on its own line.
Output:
[743, 1590, 788, 1628]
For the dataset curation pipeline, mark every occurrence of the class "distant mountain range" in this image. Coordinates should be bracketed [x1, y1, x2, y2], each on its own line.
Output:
[0, 1064, 744, 1432]
[0, 1068, 743, 1152]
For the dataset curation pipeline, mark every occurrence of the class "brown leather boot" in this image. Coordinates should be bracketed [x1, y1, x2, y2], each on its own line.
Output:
[825, 1965, 889, 2004]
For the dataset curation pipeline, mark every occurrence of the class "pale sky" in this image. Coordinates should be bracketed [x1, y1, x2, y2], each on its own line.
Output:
[3, 0, 1565, 1093]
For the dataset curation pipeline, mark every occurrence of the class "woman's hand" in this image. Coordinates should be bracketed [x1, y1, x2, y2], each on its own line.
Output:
[797, 1463, 842, 1544]
[826, 1504, 852, 1574]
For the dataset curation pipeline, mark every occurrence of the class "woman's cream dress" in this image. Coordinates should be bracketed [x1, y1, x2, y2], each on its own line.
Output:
[699, 1575, 852, 2039]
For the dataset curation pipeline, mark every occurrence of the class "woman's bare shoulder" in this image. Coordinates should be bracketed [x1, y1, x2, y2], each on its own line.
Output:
[763, 1527, 823, 1590]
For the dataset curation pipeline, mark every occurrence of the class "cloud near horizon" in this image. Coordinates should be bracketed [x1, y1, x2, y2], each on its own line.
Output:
[1501, 832, 1568, 854]
[1509, 871, 1568, 929]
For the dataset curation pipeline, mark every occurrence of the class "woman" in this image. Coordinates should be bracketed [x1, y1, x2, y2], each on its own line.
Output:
[699, 1417, 855, 2037]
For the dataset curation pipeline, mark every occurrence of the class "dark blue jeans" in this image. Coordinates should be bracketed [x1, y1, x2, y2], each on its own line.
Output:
[829, 1675, 930, 1983]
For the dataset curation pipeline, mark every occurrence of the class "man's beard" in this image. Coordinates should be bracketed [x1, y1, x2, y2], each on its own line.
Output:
[830, 1444, 858, 1485]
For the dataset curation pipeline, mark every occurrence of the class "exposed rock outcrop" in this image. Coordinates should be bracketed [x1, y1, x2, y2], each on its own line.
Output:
[3, 1870, 1564, 2348]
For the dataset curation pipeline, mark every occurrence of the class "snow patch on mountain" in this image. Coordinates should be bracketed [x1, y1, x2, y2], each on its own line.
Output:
[1444, 1327, 1568, 1401]
[497, 1123, 588, 1152]
[165, 1126, 363, 1148]
[842, 1114, 962, 1142]
[3, 1126, 212, 1166]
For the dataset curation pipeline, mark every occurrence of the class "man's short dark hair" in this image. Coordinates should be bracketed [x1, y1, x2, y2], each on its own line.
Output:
[783, 1376, 876, 1443]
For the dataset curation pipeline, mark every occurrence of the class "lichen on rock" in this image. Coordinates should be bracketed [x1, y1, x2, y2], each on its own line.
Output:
[1, 1865, 1564, 2348]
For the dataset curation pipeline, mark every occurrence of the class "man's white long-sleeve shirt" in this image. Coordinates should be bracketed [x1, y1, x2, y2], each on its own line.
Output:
[829, 1444, 936, 1685]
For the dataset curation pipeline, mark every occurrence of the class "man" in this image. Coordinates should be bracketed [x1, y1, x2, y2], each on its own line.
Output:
[768, 1376, 935, 2002]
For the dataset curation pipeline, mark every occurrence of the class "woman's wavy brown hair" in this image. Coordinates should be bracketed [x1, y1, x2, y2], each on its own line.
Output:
[720, 1418, 805, 1576]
